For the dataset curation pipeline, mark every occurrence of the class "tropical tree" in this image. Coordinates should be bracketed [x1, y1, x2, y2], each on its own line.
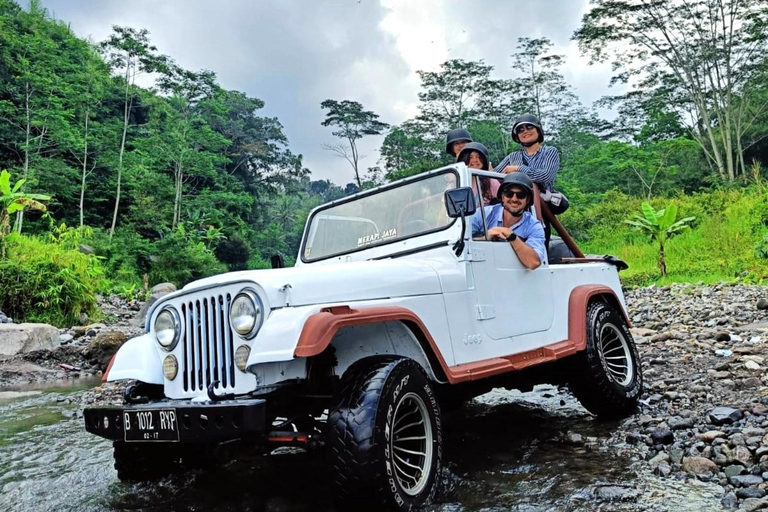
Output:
[625, 202, 695, 277]
[320, 99, 388, 188]
[574, 0, 768, 181]
[0, 169, 49, 256]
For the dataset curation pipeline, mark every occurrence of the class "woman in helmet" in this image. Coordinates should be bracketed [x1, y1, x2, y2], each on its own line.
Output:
[456, 141, 500, 206]
[445, 128, 473, 159]
[493, 114, 560, 198]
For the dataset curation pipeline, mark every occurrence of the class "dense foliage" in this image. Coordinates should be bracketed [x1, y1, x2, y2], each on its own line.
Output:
[1, 0, 767, 325]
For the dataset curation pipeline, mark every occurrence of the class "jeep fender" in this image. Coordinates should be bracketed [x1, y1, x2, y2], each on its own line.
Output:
[292, 305, 449, 383]
[105, 333, 163, 384]
[568, 284, 632, 351]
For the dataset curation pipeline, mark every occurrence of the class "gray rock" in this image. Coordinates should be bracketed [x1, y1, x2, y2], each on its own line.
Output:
[0, 323, 59, 355]
[82, 330, 128, 370]
[742, 497, 768, 512]
[668, 417, 695, 430]
[593, 485, 633, 502]
[710, 407, 743, 425]
[737, 489, 767, 499]
[0, 310, 12, 324]
[716, 349, 734, 357]
[59, 334, 74, 345]
[729, 474, 763, 487]
[721, 491, 739, 509]
[150, 282, 177, 294]
[757, 298, 768, 310]
[724, 464, 746, 478]
[651, 428, 674, 445]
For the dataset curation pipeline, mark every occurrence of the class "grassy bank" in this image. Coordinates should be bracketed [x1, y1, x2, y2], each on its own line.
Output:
[562, 188, 768, 287]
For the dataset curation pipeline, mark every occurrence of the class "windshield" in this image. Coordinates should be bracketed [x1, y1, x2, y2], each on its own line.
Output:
[302, 171, 458, 261]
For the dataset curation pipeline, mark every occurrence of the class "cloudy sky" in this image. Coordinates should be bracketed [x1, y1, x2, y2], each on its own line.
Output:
[39, 0, 616, 184]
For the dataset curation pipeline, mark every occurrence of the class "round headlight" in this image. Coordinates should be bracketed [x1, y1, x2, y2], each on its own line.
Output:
[154, 308, 180, 350]
[163, 355, 178, 380]
[235, 345, 251, 372]
[230, 291, 262, 338]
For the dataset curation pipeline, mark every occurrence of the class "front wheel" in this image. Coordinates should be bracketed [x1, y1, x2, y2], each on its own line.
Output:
[569, 301, 643, 419]
[326, 356, 442, 511]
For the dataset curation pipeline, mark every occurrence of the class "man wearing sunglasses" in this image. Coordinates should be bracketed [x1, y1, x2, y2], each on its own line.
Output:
[471, 173, 545, 270]
[492, 114, 560, 195]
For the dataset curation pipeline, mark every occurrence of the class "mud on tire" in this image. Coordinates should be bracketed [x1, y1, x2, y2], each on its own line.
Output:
[568, 301, 643, 419]
[326, 356, 442, 511]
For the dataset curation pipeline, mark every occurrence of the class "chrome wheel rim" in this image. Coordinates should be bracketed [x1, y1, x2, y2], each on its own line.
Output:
[598, 324, 634, 387]
[391, 392, 433, 496]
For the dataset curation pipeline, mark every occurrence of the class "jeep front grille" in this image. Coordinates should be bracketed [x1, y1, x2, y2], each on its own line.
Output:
[180, 294, 235, 392]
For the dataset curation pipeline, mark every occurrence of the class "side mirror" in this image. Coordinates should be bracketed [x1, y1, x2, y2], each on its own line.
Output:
[444, 187, 477, 218]
[270, 254, 285, 269]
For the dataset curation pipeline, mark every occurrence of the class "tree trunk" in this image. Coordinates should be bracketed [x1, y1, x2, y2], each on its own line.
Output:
[109, 64, 131, 241]
[15, 81, 32, 234]
[79, 109, 89, 229]
[658, 242, 667, 278]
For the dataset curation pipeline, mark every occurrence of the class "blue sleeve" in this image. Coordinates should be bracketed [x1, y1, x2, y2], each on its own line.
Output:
[471, 210, 483, 237]
[518, 146, 560, 190]
[524, 218, 547, 264]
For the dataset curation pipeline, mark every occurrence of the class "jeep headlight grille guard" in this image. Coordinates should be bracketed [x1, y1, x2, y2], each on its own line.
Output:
[179, 293, 237, 392]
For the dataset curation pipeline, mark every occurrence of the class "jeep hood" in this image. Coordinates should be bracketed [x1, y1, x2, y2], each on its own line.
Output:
[181, 259, 443, 308]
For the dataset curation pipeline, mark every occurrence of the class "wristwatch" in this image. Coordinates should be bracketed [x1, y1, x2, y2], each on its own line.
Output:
[505, 230, 517, 242]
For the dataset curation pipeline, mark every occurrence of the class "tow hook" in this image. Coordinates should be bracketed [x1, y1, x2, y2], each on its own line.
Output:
[207, 380, 235, 401]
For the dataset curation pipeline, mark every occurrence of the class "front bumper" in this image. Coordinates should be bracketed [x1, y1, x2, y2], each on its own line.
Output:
[84, 399, 267, 443]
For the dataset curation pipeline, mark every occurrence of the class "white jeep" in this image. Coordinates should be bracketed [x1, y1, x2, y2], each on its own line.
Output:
[84, 164, 643, 511]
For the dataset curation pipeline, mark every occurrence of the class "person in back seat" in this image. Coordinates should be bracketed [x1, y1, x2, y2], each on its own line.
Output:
[456, 142, 500, 206]
[471, 173, 545, 270]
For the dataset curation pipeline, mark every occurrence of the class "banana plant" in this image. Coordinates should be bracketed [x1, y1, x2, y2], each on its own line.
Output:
[0, 170, 50, 256]
[625, 202, 695, 277]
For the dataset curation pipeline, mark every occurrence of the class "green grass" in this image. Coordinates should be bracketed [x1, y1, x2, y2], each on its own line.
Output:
[569, 188, 768, 287]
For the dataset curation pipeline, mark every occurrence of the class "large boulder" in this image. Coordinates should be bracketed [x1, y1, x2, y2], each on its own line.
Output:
[0, 323, 59, 356]
[83, 330, 128, 370]
[133, 283, 177, 327]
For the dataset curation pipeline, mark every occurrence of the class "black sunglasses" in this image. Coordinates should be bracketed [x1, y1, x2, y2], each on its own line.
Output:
[502, 189, 528, 200]
[515, 124, 536, 134]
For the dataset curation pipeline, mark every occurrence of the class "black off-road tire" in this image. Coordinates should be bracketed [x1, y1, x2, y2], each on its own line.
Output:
[326, 356, 442, 511]
[569, 301, 643, 419]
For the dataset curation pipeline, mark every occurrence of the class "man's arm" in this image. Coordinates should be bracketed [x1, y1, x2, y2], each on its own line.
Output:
[486, 226, 542, 269]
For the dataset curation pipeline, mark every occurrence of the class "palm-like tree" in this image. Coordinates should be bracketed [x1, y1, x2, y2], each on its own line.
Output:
[625, 202, 694, 277]
[0, 170, 50, 256]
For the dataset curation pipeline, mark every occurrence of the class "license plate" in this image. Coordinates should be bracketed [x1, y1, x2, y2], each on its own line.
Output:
[123, 409, 179, 442]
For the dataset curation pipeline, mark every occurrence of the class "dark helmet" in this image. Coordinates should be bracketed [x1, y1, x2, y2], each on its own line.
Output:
[445, 128, 473, 155]
[497, 172, 534, 202]
[511, 114, 544, 145]
[457, 142, 490, 170]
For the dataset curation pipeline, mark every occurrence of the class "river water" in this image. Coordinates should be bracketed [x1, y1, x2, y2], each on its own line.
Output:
[0, 381, 725, 512]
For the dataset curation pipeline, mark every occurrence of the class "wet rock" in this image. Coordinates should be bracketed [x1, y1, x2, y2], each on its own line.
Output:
[682, 456, 718, 475]
[757, 298, 768, 310]
[710, 407, 743, 425]
[0, 323, 59, 356]
[668, 417, 695, 430]
[82, 330, 128, 371]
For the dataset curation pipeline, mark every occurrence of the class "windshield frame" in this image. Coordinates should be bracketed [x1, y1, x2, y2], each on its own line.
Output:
[300, 166, 460, 263]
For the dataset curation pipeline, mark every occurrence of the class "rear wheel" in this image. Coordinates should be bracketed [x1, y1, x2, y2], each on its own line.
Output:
[569, 301, 643, 419]
[326, 356, 442, 511]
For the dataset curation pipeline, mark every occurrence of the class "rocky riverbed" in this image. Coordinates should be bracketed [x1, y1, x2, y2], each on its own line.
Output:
[4, 282, 768, 511]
